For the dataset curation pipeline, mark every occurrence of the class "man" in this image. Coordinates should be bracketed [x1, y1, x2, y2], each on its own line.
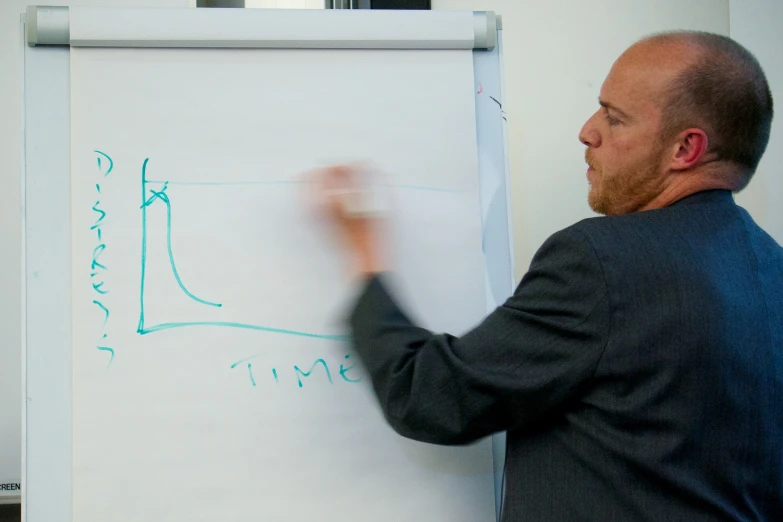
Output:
[309, 31, 782, 521]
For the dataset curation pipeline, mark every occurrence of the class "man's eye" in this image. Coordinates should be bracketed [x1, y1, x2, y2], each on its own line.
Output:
[606, 114, 621, 126]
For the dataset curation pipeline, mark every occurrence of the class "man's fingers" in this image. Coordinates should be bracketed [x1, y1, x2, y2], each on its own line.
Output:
[301, 163, 377, 224]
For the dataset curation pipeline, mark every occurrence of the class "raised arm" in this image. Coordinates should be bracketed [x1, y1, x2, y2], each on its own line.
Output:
[349, 227, 610, 445]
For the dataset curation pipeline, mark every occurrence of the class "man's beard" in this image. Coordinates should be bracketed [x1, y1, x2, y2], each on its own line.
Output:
[586, 150, 664, 216]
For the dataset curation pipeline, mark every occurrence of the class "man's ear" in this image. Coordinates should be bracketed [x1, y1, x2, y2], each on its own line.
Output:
[669, 128, 709, 171]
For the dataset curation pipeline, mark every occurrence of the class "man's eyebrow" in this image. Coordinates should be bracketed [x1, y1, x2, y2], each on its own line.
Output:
[599, 99, 632, 120]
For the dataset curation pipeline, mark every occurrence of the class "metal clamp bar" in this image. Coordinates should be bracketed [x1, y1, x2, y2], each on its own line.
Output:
[26, 6, 497, 50]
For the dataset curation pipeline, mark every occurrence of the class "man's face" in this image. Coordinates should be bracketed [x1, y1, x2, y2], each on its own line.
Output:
[579, 43, 680, 215]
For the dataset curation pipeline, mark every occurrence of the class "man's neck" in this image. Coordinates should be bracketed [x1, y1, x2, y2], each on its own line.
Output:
[641, 168, 741, 211]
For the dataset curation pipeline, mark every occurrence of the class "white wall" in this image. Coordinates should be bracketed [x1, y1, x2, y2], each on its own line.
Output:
[0, 0, 193, 504]
[730, 0, 783, 245]
[432, 0, 730, 278]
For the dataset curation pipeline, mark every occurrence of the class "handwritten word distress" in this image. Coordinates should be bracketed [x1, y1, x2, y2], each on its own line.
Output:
[91, 150, 114, 367]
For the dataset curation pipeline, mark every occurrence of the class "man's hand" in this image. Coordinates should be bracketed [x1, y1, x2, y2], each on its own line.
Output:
[305, 164, 389, 279]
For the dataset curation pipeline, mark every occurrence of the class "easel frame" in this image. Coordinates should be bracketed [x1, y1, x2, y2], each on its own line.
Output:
[21, 7, 513, 520]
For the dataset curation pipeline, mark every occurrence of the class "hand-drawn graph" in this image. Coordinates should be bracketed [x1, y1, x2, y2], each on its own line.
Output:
[136, 158, 347, 341]
[134, 157, 463, 344]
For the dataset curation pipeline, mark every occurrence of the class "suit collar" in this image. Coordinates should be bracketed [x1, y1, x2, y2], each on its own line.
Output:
[669, 189, 734, 207]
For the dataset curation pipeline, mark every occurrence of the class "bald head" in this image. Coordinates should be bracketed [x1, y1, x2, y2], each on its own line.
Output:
[617, 36, 699, 81]
[638, 31, 774, 187]
[579, 31, 773, 215]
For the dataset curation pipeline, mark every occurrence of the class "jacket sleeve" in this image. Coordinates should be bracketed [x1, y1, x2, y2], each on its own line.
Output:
[348, 226, 611, 445]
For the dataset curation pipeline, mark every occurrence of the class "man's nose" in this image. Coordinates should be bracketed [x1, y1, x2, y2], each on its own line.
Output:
[579, 113, 601, 148]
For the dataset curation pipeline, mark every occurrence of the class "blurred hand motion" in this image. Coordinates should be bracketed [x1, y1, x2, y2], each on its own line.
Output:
[304, 163, 390, 279]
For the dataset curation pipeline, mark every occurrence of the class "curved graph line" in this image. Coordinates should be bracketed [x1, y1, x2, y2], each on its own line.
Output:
[142, 183, 222, 309]
[142, 321, 347, 341]
[138, 158, 344, 342]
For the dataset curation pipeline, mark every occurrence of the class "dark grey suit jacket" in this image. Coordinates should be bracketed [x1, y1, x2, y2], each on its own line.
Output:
[349, 190, 783, 521]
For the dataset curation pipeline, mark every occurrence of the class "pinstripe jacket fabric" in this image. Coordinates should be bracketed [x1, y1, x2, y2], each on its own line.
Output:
[349, 189, 783, 521]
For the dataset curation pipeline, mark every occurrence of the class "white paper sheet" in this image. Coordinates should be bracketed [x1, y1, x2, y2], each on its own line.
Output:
[71, 47, 493, 521]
